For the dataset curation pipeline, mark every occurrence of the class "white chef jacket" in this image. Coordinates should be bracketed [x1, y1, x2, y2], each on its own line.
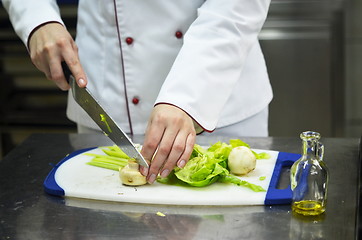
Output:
[3, 0, 273, 135]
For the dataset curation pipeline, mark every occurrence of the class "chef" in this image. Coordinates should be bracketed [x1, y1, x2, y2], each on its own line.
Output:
[3, 0, 273, 184]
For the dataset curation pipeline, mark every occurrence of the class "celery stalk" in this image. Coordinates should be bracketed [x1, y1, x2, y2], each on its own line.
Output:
[86, 161, 120, 171]
[102, 149, 129, 159]
[84, 153, 128, 163]
[90, 158, 127, 167]
[85, 146, 130, 171]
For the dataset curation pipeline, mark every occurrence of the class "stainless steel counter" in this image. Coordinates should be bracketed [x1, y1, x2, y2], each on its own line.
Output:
[0, 133, 360, 239]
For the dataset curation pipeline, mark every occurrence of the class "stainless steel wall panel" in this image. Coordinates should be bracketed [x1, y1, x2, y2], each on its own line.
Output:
[261, 0, 345, 137]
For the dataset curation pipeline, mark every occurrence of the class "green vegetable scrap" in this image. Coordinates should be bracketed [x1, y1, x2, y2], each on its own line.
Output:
[219, 175, 266, 192]
[158, 139, 270, 192]
[259, 176, 266, 181]
[100, 114, 112, 133]
[254, 152, 271, 160]
[156, 211, 166, 217]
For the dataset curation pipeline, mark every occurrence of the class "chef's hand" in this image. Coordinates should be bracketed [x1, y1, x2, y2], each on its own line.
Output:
[140, 104, 196, 184]
[28, 22, 87, 90]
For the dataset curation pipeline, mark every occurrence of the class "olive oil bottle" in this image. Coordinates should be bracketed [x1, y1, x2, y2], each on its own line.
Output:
[290, 131, 329, 216]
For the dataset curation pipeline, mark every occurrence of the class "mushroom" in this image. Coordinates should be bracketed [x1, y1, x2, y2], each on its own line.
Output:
[228, 146, 256, 175]
[119, 160, 147, 186]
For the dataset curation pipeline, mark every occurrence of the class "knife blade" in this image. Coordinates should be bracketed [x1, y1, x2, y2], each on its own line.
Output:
[62, 62, 149, 168]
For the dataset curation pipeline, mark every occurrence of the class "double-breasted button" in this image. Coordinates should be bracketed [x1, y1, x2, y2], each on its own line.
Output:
[175, 31, 183, 39]
[132, 97, 140, 105]
[125, 37, 134, 45]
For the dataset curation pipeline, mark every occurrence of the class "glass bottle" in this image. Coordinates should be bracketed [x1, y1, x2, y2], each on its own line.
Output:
[290, 131, 329, 216]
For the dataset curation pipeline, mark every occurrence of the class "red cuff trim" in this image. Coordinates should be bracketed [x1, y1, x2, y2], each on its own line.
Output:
[27, 21, 65, 53]
[154, 102, 215, 133]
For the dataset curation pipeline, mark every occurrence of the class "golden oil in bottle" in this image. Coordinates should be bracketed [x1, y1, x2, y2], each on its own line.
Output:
[292, 200, 326, 216]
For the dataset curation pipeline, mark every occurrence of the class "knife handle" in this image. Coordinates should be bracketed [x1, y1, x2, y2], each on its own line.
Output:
[61, 61, 72, 84]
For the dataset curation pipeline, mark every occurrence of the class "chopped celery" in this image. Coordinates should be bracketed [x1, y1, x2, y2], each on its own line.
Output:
[85, 153, 128, 162]
[85, 146, 130, 171]
[101, 145, 130, 159]
[89, 157, 128, 168]
[86, 161, 120, 171]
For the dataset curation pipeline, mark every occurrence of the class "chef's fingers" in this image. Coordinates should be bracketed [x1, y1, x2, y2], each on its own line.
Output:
[176, 132, 195, 168]
[33, 43, 70, 91]
[159, 129, 194, 177]
[147, 120, 195, 182]
[29, 34, 61, 88]
[139, 156, 152, 177]
[44, 43, 74, 91]
[49, 57, 71, 90]
[156, 128, 186, 178]
[140, 116, 165, 177]
[145, 128, 175, 183]
[62, 41, 87, 88]
[32, 53, 52, 84]
[141, 124, 164, 167]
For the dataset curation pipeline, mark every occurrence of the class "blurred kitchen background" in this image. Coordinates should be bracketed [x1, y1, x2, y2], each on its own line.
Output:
[0, 0, 361, 158]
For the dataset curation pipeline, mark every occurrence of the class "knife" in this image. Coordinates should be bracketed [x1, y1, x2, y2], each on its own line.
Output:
[61, 62, 149, 168]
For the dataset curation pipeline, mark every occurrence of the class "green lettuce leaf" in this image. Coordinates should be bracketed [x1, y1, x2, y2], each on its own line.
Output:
[207, 142, 232, 162]
[157, 139, 269, 192]
[174, 153, 228, 187]
[229, 139, 250, 148]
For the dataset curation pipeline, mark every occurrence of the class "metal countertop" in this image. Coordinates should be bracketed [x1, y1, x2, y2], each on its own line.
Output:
[0, 133, 360, 240]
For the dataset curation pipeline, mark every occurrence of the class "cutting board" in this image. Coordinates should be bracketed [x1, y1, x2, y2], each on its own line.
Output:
[44, 147, 300, 206]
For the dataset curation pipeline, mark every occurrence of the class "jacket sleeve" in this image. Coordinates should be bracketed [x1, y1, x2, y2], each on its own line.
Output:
[2, 0, 64, 48]
[155, 0, 271, 131]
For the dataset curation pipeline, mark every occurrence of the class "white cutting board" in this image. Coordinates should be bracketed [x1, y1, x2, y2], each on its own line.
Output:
[44, 147, 300, 205]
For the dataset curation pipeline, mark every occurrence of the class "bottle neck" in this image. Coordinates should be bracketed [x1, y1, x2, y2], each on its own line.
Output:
[302, 140, 318, 157]
[299, 131, 324, 161]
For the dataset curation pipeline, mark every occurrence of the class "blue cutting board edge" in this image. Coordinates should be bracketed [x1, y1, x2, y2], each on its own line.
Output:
[264, 152, 301, 205]
[43, 147, 96, 196]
